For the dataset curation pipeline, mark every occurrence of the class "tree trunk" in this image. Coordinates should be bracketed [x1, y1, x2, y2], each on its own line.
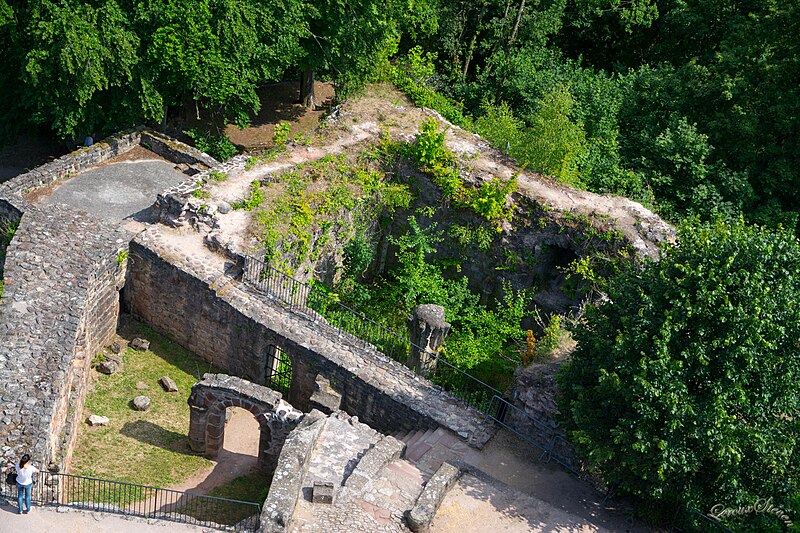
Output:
[509, 0, 525, 45]
[300, 68, 315, 108]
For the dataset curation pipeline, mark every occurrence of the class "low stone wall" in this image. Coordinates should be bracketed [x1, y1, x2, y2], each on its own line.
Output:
[342, 435, 404, 495]
[140, 131, 218, 169]
[0, 203, 129, 469]
[260, 411, 327, 532]
[124, 229, 494, 446]
[407, 462, 461, 532]
[0, 130, 142, 198]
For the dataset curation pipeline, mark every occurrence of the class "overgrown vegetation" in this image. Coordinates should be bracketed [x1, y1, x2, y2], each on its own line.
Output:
[184, 128, 238, 162]
[243, 152, 411, 276]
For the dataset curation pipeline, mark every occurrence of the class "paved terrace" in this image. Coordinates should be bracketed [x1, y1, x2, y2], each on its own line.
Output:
[39, 158, 188, 222]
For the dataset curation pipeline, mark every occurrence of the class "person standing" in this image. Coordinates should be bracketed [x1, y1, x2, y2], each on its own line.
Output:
[12, 454, 37, 514]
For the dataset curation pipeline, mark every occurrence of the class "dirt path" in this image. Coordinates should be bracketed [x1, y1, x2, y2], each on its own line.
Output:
[441, 430, 650, 533]
[164, 408, 261, 496]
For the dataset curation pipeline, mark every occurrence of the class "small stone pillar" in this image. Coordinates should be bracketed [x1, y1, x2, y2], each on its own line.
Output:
[188, 401, 209, 453]
[407, 304, 450, 377]
[308, 374, 342, 414]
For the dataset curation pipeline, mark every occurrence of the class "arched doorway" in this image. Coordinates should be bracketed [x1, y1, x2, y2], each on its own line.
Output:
[188, 374, 303, 472]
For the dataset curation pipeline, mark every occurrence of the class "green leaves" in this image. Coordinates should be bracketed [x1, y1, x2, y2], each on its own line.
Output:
[558, 219, 800, 524]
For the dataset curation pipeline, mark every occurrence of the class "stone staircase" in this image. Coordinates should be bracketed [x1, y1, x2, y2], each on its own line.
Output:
[287, 419, 476, 532]
[392, 427, 473, 478]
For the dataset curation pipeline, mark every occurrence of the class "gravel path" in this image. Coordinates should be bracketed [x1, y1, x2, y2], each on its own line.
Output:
[0, 502, 211, 532]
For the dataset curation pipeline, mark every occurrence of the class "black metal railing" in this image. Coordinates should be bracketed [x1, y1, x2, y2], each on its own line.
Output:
[243, 254, 506, 414]
[242, 255, 605, 497]
[0, 471, 261, 532]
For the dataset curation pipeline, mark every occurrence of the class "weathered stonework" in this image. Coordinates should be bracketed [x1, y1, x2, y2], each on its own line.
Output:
[187, 373, 303, 472]
[260, 410, 327, 533]
[0, 201, 129, 470]
[0, 128, 220, 472]
[124, 228, 495, 447]
[406, 462, 461, 532]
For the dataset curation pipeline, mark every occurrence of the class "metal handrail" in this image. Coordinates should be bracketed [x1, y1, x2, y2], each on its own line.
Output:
[0, 471, 261, 532]
[241, 254, 596, 494]
[242, 255, 505, 406]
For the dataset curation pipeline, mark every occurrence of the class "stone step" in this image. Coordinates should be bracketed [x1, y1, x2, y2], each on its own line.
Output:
[392, 430, 409, 442]
[404, 429, 427, 450]
[405, 428, 438, 463]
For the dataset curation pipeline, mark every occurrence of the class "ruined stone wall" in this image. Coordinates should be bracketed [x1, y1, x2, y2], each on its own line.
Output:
[0, 131, 142, 198]
[140, 131, 218, 169]
[124, 230, 492, 445]
[0, 201, 128, 470]
[0, 129, 220, 471]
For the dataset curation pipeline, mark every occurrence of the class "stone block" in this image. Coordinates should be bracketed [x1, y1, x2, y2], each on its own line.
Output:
[96, 361, 117, 375]
[132, 396, 151, 411]
[308, 374, 342, 415]
[159, 376, 179, 392]
[312, 481, 334, 504]
[109, 342, 122, 354]
[131, 337, 150, 351]
[87, 415, 109, 426]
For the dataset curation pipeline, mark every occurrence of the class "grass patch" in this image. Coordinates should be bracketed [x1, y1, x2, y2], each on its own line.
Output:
[197, 472, 271, 524]
[71, 320, 219, 489]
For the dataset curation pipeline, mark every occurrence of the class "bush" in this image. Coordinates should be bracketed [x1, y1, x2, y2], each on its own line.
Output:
[558, 219, 800, 528]
[184, 128, 237, 162]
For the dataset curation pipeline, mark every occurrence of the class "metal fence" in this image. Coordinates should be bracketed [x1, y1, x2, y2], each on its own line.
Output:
[1, 471, 261, 532]
[243, 254, 507, 414]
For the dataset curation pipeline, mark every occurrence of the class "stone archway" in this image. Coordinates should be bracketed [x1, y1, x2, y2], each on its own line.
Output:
[187, 373, 304, 472]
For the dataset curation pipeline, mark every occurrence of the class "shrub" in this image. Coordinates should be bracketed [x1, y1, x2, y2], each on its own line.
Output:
[184, 128, 237, 161]
[273, 122, 291, 146]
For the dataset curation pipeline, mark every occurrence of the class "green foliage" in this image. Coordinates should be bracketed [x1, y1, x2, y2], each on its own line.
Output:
[252, 154, 410, 273]
[209, 171, 228, 182]
[466, 177, 517, 224]
[342, 233, 375, 279]
[558, 219, 800, 525]
[231, 180, 265, 210]
[535, 314, 564, 358]
[115, 249, 128, 267]
[389, 47, 472, 128]
[413, 118, 451, 168]
[184, 128, 237, 161]
[1, 0, 309, 138]
[448, 223, 495, 252]
[272, 122, 291, 146]
[191, 187, 210, 199]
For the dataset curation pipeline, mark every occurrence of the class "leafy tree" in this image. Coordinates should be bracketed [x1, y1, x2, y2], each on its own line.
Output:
[558, 219, 800, 526]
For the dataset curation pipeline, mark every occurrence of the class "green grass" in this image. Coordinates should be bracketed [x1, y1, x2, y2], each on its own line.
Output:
[71, 321, 219, 489]
[200, 473, 271, 524]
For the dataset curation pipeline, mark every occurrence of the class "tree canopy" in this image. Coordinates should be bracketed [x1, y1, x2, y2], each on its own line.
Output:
[0, 0, 412, 139]
[557, 219, 800, 528]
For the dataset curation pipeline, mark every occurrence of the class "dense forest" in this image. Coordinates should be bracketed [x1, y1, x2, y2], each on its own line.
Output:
[2, 0, 799, 530]
[1, 0, 797, 228]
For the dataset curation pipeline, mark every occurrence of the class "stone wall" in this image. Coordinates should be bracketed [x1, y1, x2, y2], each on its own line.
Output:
[0, 128, 221, 472]
[140, 131, 218, 169]
[188, 373, 303, 472]
[124, 229, 493, 446]
[0, 203, 129, 470]
[0, 130, 142, 198]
